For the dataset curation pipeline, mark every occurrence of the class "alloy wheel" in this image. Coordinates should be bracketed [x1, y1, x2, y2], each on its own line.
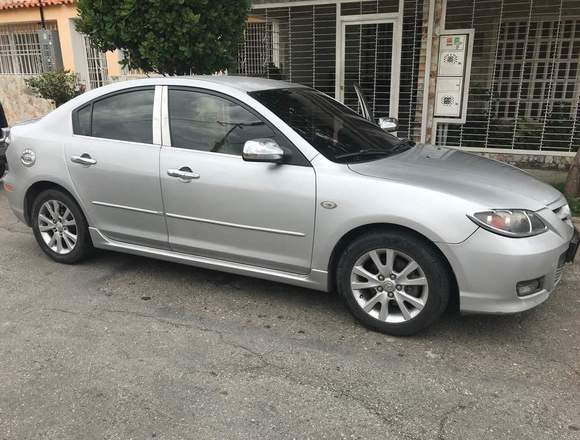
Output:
[350, 249, 429, 324]
[38, 200, 78, 255]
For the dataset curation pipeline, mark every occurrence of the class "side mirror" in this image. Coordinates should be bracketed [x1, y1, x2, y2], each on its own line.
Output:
[378, 117, 398, 133]
[242, 138, 285, 163]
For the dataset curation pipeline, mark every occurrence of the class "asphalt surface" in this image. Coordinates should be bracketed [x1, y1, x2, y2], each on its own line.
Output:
[0, 187, 579, 440]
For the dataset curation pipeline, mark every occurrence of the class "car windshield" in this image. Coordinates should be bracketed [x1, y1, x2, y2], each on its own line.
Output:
[249, 88, 412, 163]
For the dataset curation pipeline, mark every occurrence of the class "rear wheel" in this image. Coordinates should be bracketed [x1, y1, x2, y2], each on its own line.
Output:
[31, 189, 93, 264]
[336, 231, 450, 336]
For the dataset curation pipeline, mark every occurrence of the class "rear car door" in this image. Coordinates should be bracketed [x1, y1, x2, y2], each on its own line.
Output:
[65, 86, 168, 249]
[160, 86, 316, 274]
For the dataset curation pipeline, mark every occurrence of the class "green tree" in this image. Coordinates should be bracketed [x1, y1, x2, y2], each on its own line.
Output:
[76, 0, 251, 76]
[25, 70, 83, 107]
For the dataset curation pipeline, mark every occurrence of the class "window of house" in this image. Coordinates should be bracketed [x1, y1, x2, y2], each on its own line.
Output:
[83, 35, 109, 89]
[495, 19, 580, 120]
[168, 89, 276, 156]
[0, 22, 60, 75]
[75, 89, 155, 144]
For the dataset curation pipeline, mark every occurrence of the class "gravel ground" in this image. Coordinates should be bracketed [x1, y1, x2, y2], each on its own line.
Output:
[0, 187, 578, 440]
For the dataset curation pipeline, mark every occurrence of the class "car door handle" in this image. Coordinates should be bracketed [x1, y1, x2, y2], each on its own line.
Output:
[71, 154, 97, 166]
[167, 167, 200, 181]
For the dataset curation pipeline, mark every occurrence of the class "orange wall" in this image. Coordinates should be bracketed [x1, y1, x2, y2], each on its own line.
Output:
[0, 4, 121, 76]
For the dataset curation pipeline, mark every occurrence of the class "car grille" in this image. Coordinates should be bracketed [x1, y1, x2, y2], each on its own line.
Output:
[554, 253, 566, 287]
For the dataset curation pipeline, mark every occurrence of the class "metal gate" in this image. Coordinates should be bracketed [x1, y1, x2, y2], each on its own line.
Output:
[440, 0, 580, 153]
[341, 19, 396, 118]
[237, 0, 427, 141]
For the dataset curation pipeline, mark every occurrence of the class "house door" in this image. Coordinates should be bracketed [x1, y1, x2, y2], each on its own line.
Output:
[338, 17, 399, 120]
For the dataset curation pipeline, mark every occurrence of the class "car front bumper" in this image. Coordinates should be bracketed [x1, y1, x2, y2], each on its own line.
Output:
[439, 223, 578, 315]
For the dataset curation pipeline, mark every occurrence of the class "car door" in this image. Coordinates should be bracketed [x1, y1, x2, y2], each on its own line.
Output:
[65, 86, 168, 249]
[160, 87, 316, 274]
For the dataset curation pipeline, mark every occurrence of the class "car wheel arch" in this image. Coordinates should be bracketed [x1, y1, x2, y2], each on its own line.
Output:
[327, 223, 459, 309]
[24, 181, 88, 227]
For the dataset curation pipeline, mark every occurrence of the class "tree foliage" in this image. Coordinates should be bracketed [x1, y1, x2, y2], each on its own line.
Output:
[76, 0, 251, 76]
[25, 70, 83, 107]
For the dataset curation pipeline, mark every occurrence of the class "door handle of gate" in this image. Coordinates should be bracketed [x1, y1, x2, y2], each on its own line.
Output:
[167, 167, 200, 181]
[71, 154, 97, 166]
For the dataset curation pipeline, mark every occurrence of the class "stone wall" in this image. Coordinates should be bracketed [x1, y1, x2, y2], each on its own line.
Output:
[475, 151, 574, 171]
[0, 75, 54, 125]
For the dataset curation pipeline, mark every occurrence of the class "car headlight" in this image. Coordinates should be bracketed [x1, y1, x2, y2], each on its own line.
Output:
[468, 209, 548, 238]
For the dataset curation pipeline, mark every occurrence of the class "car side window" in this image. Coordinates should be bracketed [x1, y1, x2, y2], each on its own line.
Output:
[76, 104, 91, 136]
[168, 89, 276, 156]
[74, 89, 155, 144]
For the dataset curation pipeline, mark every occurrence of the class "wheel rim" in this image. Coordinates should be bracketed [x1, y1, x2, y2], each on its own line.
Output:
[350, 249, 429, 324]
[38, 200, 78, 255]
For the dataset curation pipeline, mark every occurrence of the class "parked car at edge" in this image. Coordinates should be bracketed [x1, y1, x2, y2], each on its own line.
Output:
[2, 77, 578, 335]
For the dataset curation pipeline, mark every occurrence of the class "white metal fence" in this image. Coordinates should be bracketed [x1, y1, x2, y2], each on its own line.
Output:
[236, 0, 427, 142]
[440, 0, 580, 153]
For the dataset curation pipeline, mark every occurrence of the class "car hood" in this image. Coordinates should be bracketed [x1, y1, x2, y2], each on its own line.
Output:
[347, 145, 563, 210]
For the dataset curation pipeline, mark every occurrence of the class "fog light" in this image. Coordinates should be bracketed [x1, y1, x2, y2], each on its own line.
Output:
[516, 277, 544, 297]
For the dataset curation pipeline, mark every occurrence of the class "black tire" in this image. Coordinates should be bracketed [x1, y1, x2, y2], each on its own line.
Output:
[31, 189, 93, 264]
[0, 157, 5, 178]
[336, 230, 450, 336]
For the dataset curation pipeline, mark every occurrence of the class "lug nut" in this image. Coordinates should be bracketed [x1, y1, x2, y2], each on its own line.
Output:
[378, 275, 385, 281]
[387, 292, 394, 298]
[390, 274, 396, 280]
[377, 286, 384, 292]
[396, 285, 402, 290]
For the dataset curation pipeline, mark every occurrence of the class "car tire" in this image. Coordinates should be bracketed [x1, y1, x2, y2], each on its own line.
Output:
[336, 230, 450, 336]
[31, 189, 93, 264]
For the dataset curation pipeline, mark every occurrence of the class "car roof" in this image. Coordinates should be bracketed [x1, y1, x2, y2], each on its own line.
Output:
[193, 75, 304, 92]
[103, 75, 304, 93]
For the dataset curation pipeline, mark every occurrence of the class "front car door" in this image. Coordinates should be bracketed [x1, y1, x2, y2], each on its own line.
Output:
[66, 86, 168, 249]
[160, 86, 316, 274]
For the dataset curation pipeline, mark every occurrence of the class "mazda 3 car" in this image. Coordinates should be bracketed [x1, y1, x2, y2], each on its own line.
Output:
[2, 77, 578, 335]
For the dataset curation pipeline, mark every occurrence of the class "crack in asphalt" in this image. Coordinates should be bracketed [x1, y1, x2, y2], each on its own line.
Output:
[437, 403, 471, 440]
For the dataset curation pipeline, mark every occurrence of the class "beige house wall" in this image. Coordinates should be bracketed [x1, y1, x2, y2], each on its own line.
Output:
[0, 3, 122, 77]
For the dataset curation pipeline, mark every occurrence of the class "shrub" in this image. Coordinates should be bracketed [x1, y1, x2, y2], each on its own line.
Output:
[25, 70, 84, 107]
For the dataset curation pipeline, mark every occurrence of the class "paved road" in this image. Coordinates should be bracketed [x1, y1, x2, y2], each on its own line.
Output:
[0, 187, 578, 440]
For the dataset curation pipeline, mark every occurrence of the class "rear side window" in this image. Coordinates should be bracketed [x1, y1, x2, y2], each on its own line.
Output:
[73, 88, 155, 144]
[76, 104, 91, 136]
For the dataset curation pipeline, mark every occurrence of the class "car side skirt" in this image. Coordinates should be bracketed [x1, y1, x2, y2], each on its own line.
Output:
[89, 228, 329, 292]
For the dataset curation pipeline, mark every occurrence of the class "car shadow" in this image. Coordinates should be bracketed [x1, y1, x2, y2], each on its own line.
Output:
[90, 248, 544, 343]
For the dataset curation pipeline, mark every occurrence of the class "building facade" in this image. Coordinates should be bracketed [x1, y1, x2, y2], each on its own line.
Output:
[0, 0, 578, 165]
[238, 0, 580, 165]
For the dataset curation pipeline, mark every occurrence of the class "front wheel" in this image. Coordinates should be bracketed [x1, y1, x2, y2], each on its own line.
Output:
[31, 189, 93, 264]
[336, 231, 451, 336]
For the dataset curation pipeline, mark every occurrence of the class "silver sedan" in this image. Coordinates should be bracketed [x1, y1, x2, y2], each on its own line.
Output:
[2, 76, 578, 335]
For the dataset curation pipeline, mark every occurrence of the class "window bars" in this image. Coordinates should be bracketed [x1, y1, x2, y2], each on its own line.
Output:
[83, 35, 109, 89]
[0, 22, 58, 75]
[441, 0, 580, 153]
